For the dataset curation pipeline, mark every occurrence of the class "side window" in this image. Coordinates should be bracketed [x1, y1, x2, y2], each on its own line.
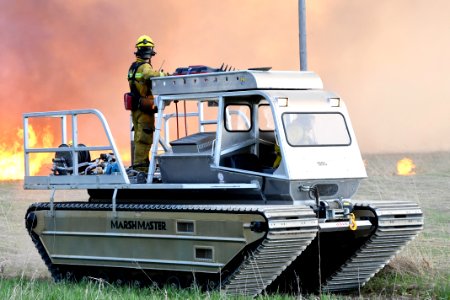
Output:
[225, 104, 251, 131]
[258, 105, 274, 131]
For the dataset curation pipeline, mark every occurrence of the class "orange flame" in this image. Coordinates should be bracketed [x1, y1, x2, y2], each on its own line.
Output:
[0, 125, 54, 180]
[396, 157, 416, 176]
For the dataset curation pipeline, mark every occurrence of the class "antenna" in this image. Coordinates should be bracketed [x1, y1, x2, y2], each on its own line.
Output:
[158, 59, 166, 72]
[299, 0, 307, 71]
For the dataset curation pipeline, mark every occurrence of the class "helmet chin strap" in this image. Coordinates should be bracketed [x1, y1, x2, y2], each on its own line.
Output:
[135, 47, 156, 59]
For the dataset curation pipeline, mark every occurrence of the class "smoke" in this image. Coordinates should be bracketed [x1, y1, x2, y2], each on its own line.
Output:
[0, 0, 134, 147]
[0, 0, 449, 154]
[308, 1, 450, 153]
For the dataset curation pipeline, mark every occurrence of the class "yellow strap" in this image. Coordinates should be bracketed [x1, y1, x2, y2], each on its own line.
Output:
[273, 144, 281, 168]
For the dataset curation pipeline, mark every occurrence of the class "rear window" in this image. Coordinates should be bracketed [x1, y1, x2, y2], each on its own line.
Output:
[282, 113, 351, 146]
[225, 104, 251, 131]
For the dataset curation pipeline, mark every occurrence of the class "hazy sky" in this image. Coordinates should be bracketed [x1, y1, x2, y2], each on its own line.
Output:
[1, 0, 449, 153]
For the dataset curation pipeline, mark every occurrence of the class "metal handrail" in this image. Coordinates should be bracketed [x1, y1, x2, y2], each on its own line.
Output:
[23, 109, 130, 185]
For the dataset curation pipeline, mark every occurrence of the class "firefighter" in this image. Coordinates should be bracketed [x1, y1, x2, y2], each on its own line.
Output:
[127, 35, 163, 172]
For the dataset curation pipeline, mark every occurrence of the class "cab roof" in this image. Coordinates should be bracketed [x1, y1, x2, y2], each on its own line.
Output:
[152, 70, 323, 95]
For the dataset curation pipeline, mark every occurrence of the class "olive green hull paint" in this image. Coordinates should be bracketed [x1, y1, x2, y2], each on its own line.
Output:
[34, 209, 265, 273]
[26, 200, 423, 296]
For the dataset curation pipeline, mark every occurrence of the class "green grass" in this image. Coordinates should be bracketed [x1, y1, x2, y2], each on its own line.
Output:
[0, 278, 216, 300]
[0, 274, 448, 300]
[362, 266, 450, 299]
[0, 278, 334, 300]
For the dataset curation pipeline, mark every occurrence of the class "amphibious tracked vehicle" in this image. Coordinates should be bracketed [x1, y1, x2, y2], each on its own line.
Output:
[24, 70, 423, 296]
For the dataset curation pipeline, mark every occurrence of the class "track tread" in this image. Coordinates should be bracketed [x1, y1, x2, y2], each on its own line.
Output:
[222, 206, 317, 297]
[321, 200, 423, 292]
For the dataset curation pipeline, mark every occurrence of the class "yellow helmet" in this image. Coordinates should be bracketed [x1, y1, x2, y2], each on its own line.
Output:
[136, 35, 155, 49]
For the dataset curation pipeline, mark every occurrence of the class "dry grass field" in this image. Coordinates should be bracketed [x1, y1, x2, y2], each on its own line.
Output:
[355, 152, 449, 275]
[353, 152, 450, 298]
[0, 152, 448, 298]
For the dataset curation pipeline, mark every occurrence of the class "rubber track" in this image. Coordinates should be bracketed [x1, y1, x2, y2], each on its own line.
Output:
[322, 200, 423, 292]
[223, 206, 318, 297]
[28, 231, 63, 281]
[26, 202, 318, 297]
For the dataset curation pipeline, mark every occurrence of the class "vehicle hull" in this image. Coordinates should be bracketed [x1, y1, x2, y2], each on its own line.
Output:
[25, 200, 422, 296]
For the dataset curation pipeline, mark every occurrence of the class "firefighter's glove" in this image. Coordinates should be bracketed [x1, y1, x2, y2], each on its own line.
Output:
[159, 70, 171, 77]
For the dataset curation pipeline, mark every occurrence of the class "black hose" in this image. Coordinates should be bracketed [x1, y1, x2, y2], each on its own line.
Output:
[311, 186, 322, 294]
[183, 100, 188, 136]
[174, 100, 179, 139]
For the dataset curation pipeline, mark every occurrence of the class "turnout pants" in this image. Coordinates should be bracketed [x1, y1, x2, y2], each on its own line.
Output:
[132, 109, 154, 171]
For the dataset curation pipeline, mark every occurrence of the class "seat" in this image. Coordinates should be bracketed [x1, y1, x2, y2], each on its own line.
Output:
[225, 153, 263, 173]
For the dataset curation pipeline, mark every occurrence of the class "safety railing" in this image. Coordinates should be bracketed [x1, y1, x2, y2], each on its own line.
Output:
[161, 100, 218, 144]
[23, 109, 130, 189]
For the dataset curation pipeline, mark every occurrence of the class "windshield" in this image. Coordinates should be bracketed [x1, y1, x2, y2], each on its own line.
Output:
[282, 113, 351, 146]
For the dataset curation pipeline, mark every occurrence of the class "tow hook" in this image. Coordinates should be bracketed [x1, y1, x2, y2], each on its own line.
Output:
[342, 200, 358, 230]
[348, 213, 357, 230]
